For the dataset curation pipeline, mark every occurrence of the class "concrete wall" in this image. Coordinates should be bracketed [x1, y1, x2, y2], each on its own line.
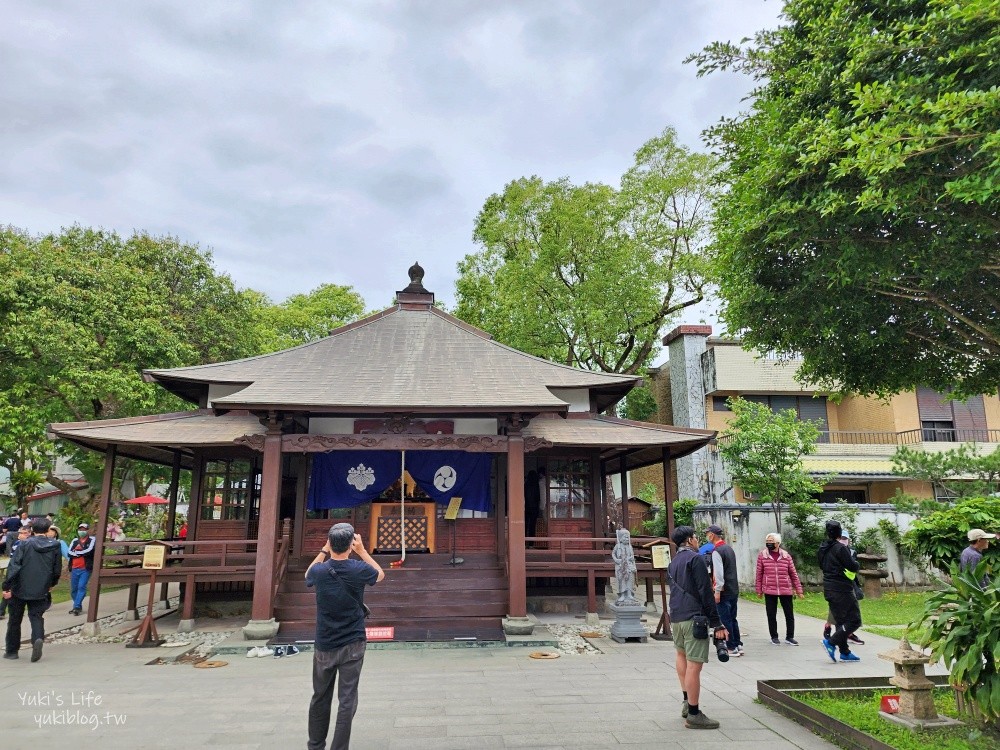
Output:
[692, 504, 931, 589]
[704, 344, 814, 395]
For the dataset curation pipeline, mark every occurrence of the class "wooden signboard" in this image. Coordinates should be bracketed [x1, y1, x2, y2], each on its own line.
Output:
[142, 543, 168, 570]
[444, 497, 463, 521]
[366, 626, 395, 641]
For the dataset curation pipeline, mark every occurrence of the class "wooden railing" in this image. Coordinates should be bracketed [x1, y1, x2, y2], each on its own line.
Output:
[718, 429, 1000, 446]
[524, 535, 668, 613]
[273, 519, 292, 604]
[100, 538, 260, 571]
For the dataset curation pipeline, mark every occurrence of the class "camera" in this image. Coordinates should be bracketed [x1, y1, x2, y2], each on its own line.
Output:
[714, 635, 729, 662]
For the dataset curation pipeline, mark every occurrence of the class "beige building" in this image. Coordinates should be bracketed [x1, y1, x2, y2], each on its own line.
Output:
[634, 325, 1000, 506]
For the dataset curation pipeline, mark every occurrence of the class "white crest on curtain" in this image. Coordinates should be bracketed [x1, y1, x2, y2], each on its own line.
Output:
[433, 465, 457, 492]
[347, 464, 376, 491]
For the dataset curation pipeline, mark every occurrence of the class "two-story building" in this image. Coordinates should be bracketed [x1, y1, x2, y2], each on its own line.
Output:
[638, 325, 1000, 506]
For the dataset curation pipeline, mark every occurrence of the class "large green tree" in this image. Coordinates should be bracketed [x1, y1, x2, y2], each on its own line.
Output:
[690, 0, 1000, 396]
[257, 283, 366, 353]
[454, 127, 717, 375]
[0, 226, 266, 489]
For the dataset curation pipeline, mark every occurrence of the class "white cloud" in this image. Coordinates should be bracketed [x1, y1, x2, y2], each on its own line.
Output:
[1, 0, 781, 313]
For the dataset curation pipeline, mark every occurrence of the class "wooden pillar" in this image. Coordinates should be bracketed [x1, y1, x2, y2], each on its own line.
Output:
[85, 445, 117, 627]
[250, 417, 282, 621]
[662, 448, 675, 539]
[186, 452, 205, 541]
[165, 450, 181, 539]
[292, 454, 308, 555]
[506, 433, 527, 618]
[620, 454, 629, 530]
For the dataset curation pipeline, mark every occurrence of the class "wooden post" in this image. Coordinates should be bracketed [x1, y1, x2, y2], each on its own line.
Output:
[165, 450, 181, 538]
[85, 445, 117, 627]
[662, 448, 675, 539]
[186, 452, 205, 542]
[250, 416, 282, 621]
[620, 454, 629, 530]
[292, 454, 308, 556]
[506, 432, 527, 618]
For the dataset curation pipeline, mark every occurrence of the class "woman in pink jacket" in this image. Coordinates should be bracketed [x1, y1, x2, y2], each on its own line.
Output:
[755, 532, 804, 646]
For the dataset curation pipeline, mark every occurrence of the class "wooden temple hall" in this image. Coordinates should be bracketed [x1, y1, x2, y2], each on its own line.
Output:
[49, 265, 714, 643]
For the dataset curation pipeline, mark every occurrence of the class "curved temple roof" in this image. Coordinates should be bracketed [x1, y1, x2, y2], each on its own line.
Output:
[144, 307, 639, 413]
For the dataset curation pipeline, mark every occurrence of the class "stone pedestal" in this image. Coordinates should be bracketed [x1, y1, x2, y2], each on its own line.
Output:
[177, 619, 195, 633]
[609, 602, 647, 643]
[503, 616, 535, 636]
[857, 553, 889, 598]
[81, 621, 100, 638]
[878, 638, 963, 730]
[241, 618, 279, 641]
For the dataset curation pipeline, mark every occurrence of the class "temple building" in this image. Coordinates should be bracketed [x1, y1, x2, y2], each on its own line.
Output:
[49, 265, 713, 642]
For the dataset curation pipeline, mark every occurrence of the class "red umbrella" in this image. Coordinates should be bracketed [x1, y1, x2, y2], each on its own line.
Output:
[124, 495, 169, 504]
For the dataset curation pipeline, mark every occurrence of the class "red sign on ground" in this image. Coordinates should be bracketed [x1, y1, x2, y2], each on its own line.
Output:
[366, 626, 395, 641]
[880, 695, 900, 714]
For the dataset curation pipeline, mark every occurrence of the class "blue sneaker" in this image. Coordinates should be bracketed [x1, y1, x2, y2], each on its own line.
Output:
[822, 639, 836, 663]
[840, 652, 861, 662]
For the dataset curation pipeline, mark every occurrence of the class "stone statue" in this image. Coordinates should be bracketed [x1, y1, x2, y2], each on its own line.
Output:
[612, 528, 638, 605]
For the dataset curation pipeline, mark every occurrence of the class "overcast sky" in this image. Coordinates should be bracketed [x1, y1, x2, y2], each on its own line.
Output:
[2, 1, 780, 324]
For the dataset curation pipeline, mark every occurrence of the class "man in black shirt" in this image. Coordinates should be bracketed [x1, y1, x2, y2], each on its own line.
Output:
[305, 523, 384, 750]
[668, 525, 727, 729]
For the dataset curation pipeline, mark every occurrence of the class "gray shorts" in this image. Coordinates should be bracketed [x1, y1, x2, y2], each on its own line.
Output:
[672, 619, 709, 663]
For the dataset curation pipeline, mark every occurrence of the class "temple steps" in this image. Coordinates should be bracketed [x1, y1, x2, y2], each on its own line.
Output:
[274, 552, 508, 643]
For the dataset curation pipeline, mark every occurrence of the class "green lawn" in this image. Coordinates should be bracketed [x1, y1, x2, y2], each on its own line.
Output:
[742, 591, 932, 628]
[797, 689, 998, 750]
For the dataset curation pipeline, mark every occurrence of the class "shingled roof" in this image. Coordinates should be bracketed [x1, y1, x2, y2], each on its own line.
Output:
[144, 306, 639, 413]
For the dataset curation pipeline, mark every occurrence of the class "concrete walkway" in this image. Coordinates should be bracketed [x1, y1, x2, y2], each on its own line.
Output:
[1, 593, 946, 749]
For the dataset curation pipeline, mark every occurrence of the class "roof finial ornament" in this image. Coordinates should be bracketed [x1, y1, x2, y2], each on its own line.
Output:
[401, 261, 429, 294]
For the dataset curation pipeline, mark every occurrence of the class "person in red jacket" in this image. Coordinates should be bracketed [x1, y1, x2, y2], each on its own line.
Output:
[755, 532, 804, 646]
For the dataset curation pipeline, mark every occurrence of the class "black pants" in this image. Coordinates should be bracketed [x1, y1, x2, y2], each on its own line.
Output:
[5, 596, 46, 653]
[824, 589, 861, 654]
[764, 594, 795, 640]
[308, 640, 366, 750]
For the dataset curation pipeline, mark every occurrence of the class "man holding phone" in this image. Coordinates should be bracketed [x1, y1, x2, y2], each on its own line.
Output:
[305, 523, 385, 750]
[668, 525, 728, 729]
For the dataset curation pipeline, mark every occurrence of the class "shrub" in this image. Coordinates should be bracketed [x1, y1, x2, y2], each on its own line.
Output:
[903, 496, 1000, 573]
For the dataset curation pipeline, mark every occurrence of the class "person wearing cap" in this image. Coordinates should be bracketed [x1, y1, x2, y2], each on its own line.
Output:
[66, 522, 96, 616]
[3, 511, 23, 557]
[818, 520, 862, 662]
[960, 529, 996, 586]
[823, 530, 864, 645]
[706, 524, 743, 657]
[3, 517, 62, 662]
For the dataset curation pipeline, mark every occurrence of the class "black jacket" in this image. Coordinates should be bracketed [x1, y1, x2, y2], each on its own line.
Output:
[68, 535, 97, 571]
[817, 540, 860, 594]
[668, 546, 723, 627]
[3, 535, 62, 601]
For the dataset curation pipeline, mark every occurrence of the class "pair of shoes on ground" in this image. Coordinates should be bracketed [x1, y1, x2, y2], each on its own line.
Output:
[246, 645, 300, 658]
[771, 637, 799, 646]
[727, 646, 744, 657]
[67, 608, 82, 616]
[823, 638, 861, 663]
[685, 711, 720, 729]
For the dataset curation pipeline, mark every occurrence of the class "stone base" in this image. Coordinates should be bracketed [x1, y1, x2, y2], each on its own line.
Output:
[80, 621, 100, 637]
[126, 608, 139, 621]
[177, 619, 195, 633]
[609, 601, 648, 643]
[241, 618, 279, 641]
[879, 711, 964, 730]
[503, 616, 535, 636]
[584, 612, 601, 627]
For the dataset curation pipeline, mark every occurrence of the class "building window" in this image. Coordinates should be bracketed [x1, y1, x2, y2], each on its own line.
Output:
[739, 395, 829, 431]
[921, 420, 956, 442]
[201, 459, 259, 521]
[547, 458, 592, 519]
[712, 396, 732, 411]
[817, 490, 867, 504]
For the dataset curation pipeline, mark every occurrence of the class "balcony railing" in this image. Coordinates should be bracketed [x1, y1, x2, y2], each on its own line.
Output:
[717, 429, 1000, 446]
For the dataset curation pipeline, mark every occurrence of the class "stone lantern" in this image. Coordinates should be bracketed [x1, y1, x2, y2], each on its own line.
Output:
[877, 638, 961, 729]
[856, 551, 889, 598]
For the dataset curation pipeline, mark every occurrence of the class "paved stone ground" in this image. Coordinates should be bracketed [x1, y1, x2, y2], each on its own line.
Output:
[1, 586, 948, 750]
